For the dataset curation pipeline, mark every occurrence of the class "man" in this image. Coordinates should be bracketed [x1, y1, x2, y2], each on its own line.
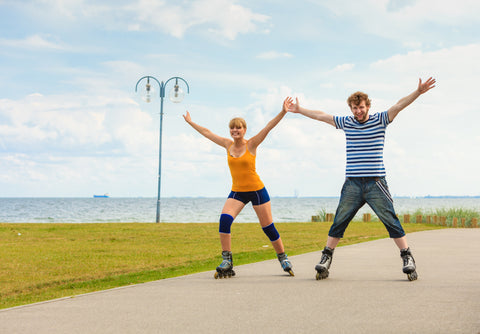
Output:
[288, 77, 436, 280]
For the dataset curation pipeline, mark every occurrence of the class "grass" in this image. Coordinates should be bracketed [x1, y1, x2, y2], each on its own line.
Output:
[0, 221, 443, 309]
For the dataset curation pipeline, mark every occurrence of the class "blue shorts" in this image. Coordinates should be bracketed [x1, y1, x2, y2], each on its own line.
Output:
[228, 187, 270, 206]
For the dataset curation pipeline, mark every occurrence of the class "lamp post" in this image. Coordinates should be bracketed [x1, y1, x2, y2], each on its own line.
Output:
[135, 76, 190, 223]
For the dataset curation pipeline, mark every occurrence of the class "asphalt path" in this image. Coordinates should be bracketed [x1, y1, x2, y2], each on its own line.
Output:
[1, 229, 479, 333]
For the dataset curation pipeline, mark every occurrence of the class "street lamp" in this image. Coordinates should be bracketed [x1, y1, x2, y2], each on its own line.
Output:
[135, 76, 190, 223]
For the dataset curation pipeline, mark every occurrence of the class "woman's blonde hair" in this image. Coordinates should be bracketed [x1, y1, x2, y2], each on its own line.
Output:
[229, 117, 247, 129]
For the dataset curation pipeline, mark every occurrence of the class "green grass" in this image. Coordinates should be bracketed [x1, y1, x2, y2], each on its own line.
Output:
[1, 221, 443, 309]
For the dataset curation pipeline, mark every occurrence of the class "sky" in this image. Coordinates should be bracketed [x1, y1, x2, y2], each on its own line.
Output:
[0, 0, 479, 198]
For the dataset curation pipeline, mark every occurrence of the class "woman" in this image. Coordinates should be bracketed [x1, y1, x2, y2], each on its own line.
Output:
[183, 97, 294, 278]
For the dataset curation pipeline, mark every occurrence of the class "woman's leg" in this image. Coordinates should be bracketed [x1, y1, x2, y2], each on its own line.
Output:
[253, 201, 285, 254]
[219, 198, 245, 251]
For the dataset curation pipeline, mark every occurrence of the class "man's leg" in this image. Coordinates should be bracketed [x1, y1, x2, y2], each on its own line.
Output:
[326, 236, 341, 249]
[316, 178, 365, 280]
[365, 177, 406, 242]
[365, 177, 418, 280]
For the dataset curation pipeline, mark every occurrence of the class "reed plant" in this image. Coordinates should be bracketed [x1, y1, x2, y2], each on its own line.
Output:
[315, 208, 328, 221]
[400, 208, 479, 227]
[0, 221, 441, 309]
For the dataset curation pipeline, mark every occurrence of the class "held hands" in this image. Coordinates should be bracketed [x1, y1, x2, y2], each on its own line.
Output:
[417, 77, 436, 95]
[287, 97, 301, 113]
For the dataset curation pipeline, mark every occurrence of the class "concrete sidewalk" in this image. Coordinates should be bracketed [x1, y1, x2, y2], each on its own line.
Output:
[1, 229, 479, 334]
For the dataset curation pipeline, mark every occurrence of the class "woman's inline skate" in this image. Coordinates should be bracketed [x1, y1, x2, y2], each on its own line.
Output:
[278, 252, 294, 276]
[214, 251, 235, 279]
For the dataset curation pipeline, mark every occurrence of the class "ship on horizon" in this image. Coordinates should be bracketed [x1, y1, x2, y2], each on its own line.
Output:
[93, 193, 110, 198]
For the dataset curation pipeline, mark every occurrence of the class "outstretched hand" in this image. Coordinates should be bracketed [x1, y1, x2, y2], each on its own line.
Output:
[287, 97, 301, 113]
[183, 111, 191, 123]
[282, 97, 294, 112]
[417, 77, 436, 95]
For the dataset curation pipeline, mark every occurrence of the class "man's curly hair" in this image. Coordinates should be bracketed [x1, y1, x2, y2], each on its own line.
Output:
[347, 91, 371, 108]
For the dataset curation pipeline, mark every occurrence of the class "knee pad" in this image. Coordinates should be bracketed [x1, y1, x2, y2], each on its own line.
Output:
[219, 214, 234, 234]
[262, 223, 280, 242]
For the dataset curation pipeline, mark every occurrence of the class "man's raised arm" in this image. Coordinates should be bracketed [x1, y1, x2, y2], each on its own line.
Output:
[288, 97, 336, 127]
[388, 77, 436, 122]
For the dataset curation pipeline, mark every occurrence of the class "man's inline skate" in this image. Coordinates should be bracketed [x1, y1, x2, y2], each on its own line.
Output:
[277, 252, 294, 276]
[214, 251, 235, 279]
[315, 246, 334, 280]
[400, 247, 418, 281]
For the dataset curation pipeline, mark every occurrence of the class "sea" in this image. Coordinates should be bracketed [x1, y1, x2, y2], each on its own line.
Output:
[1, 197, 479, 223]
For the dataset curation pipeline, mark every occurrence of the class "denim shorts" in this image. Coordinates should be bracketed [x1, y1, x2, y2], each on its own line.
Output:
[328, 177, 406, 239]
[228, 187, 270, 206]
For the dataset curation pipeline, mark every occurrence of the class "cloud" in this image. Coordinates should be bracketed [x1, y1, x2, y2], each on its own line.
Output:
[256, 51, 293, 60]
[331, 63, 355, 72]
[386, 0, 416, 12]
[0, 93, 155, 156]
[124, 0, 271, 40]
[320, 0, 480, 24]
[0, 34, 65, 50]
[190, 0, 271, 40]
[11, 0, 271, 40]
[369, 43, 480, 101]
[0, 90, 163, 197]
[317, 0, 480, 44]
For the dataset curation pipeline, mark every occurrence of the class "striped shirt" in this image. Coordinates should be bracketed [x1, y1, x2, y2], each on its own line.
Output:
[334, 111, 390, 177]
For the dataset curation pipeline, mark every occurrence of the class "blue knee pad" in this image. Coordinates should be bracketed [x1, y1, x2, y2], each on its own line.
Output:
[262, 223, 280, 242]
[219, 214, 234, 234]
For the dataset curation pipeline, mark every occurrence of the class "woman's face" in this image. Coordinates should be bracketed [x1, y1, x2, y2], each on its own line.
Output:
[230, 125, 246, 139]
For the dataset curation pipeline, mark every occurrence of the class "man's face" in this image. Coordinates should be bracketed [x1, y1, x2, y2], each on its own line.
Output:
[350, 100, 370, 123]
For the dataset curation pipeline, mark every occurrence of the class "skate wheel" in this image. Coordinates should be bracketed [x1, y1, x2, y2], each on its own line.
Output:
[316, 271, 329, 280]
[407, 271, 418, 281]
[214, 272, 219, 279]
[288, 270, 295, 277]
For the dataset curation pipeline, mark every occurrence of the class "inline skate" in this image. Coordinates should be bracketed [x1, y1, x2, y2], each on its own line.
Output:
[214, 251, 235, 279]
[277, 252, 294, 276]
[315, 246, 334, 280]
[400, 247, 418, 281]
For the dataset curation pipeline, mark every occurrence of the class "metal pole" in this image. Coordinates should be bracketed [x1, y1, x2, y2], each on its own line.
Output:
[156, 84, 165, 223]
[135, 76, 189, 223]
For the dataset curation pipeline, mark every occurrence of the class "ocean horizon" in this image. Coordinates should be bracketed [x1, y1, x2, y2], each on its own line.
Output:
[1, 196, 479, 224]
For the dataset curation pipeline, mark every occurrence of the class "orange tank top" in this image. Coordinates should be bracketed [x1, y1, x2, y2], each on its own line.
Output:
[227, 144, 264, 192]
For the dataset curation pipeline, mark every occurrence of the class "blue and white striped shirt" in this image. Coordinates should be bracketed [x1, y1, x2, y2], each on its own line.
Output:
[334, 111, 390, 177]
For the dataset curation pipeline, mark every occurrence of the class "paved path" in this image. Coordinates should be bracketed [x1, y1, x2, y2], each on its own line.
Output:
[1, 229, 479, 334]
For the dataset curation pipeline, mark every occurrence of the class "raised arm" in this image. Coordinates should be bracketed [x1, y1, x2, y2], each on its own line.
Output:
[183, 111, 231, 149]
[248, 97, 292, 151]
[387, 77, 436, 122]
[288, 97, 336, 127]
